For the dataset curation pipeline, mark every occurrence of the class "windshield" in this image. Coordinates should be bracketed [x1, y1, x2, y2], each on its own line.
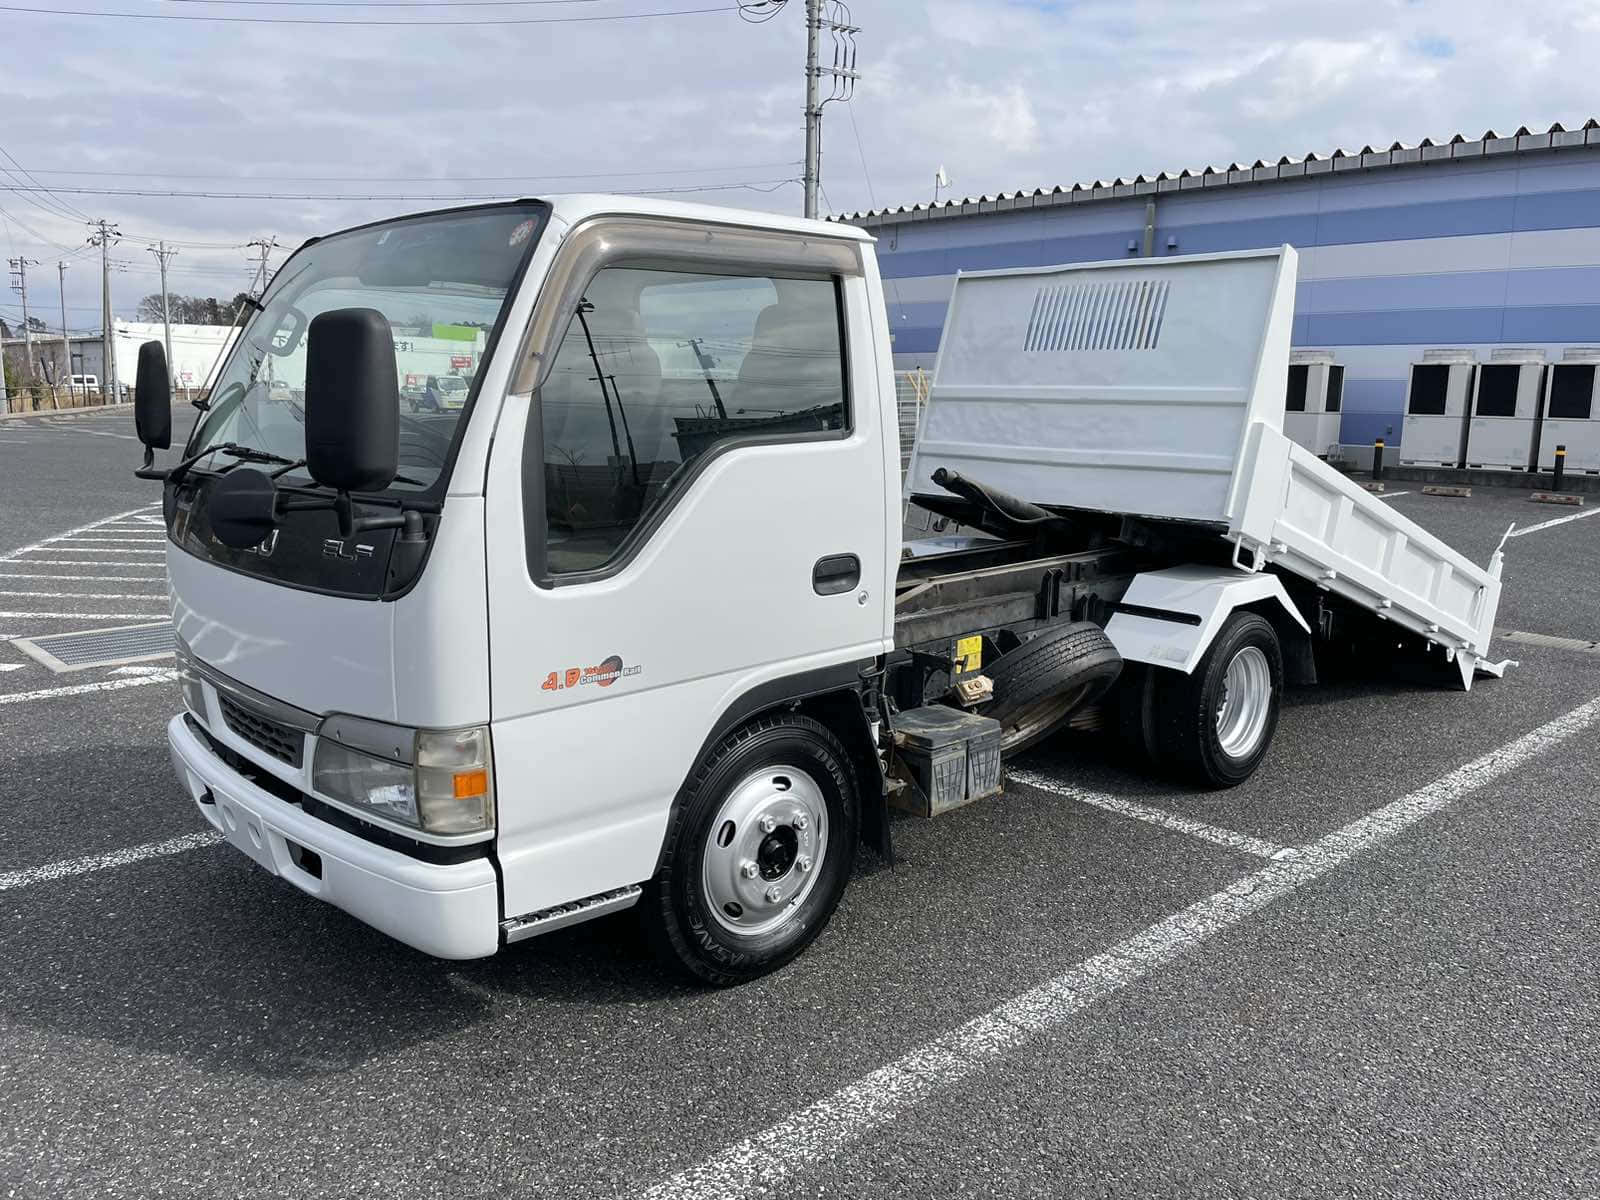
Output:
[186, 203, 545, 493]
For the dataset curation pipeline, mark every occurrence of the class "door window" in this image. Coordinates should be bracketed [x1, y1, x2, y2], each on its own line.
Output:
[536, 267, 847, 575]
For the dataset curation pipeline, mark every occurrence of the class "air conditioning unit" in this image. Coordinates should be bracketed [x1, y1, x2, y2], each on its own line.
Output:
[1283, 350, 1344, 458]
[1400, 349, 1476, 467]
[1537, 347, 1600, 474]
[1464, 348, 1547, 471]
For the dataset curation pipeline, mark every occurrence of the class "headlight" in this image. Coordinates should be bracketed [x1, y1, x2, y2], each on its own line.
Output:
[311, 720, 494, 836]
[312, 740, 418, 826]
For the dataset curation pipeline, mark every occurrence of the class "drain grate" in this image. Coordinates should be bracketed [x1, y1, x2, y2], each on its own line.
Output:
[13, 621, 175, 673]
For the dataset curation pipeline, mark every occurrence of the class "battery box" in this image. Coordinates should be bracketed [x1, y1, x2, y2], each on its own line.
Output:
[889, 704, 1004, 817]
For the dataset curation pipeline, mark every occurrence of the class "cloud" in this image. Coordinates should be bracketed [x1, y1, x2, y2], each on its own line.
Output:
[1, 0, 1597, 324]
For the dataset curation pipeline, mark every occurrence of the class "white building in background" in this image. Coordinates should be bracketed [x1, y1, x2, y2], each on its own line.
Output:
[112, 321, 241, 391]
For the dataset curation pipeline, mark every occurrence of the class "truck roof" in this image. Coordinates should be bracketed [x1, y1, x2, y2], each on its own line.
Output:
[544, 193, 874, 243]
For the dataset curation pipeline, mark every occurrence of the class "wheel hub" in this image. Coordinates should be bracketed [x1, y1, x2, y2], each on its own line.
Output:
[701, 767, 828, 938]
[756, 826, 799, 879]
[1216, 645, 1272, 759]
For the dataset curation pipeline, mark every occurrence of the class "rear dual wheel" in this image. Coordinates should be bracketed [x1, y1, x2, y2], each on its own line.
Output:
[1119, 611, 1283, 788]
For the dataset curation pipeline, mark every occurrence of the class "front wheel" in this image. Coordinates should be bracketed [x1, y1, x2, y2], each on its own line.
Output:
[1151, 611, 1282, 788]
[642, 714, 859, 986]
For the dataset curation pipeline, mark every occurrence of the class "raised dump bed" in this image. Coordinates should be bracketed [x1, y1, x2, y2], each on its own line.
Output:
[905, 246, 1506, 687]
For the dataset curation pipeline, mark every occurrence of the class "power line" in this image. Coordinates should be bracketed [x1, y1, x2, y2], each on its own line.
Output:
[0, 202, 80, 255]
[0, 2, 732, 25]
[22, 160, 797, 183]
[0, 178, 799, 202]
[158, 0, 599, 6]
[735, 0, 784, 21]
[0, 141, 90, 222]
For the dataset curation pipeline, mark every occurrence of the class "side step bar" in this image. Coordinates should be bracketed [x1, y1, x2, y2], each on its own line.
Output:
[499, 884, 643, 945]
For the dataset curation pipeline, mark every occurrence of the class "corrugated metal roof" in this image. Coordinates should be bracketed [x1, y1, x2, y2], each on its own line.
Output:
[834, 120, 1600, 228]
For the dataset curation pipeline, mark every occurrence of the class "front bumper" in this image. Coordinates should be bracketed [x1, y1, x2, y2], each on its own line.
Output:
[167, 714, 500, 959]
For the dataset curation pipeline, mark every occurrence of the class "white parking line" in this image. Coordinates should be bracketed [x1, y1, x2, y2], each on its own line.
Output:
[0, 831, 220, 892]
[0, 591, 168, 600]
[640, 694, 1600, 1200]
[16, 550, 164, 560]
[0, 504, 159, 563]
[0, 611, 169, 620]
[0, 668, 176, 706]
[1006, 769, 1292, 859]
[1379, 490, 1413, 499]
[59, 536, 167, 544]
[10, 560, 166, 568]
[0, 579, 165, 588]
[1506, 507, 1600, 539]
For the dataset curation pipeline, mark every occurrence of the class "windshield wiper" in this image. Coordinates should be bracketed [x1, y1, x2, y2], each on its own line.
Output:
[138, 440, 282, 483]
[142, 441, 428, 493]
[221, 445, 299, 467]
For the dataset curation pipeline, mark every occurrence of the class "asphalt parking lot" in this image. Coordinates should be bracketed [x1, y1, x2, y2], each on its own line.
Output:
[2, 413, 1598, 1199]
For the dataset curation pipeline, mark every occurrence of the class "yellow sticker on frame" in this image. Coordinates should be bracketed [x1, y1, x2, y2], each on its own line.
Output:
[954, 635, 983, 674]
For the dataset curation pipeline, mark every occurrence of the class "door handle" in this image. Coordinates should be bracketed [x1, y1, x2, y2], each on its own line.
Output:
[812, 553, 861, 596]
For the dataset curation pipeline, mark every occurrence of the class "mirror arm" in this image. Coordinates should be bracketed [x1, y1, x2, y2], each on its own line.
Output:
[349, 507, 425, 542]
[134, 443, 221, 483]
[275, 492, 425, 544]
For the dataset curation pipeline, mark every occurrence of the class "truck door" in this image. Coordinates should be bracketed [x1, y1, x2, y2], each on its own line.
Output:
[482, 217, 894, 921]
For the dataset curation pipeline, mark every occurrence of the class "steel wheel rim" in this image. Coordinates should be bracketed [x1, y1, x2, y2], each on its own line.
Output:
[1216, 645, 1272, 759]
[701, 765, 829, 938]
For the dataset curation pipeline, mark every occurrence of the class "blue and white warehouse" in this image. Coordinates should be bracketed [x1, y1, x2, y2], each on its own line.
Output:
[844, 122, 1600, 474]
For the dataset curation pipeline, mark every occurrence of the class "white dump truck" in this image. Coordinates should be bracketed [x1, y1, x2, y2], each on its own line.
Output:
[127, 196, 1508, 985]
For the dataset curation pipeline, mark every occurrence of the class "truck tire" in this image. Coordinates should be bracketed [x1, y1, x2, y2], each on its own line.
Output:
[1112, 662, 1163, 770]
[642, 713, 860, 986]
[1151, 611, 1282, 788]
[986, 622, 1122, 757]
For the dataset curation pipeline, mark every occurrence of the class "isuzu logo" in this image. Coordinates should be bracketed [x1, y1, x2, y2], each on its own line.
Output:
[322, 539, 374, 561]
[240, 530, 279, 558]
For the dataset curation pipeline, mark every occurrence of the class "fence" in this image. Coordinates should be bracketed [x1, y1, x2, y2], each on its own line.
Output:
[1, 384, 123, 414]
[895, 368, 931, 480]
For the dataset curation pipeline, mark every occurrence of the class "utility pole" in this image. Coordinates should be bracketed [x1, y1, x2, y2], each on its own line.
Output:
[88, 219, 120, 404]
[803, 0, 822, 219]
[8, 256, 39, 381]
[245, 237, 278, 299]
[799, 0, 859, 219]
[148, 241, 178, 389]
[58, 261, 73, 404]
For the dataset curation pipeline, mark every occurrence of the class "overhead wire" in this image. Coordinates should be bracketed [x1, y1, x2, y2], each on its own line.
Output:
[0, 1, 733, 24]
[22, 159, 798, 183]
[735, 0, 784, 21]
[0, 141, 91, 221]
[157, 0, 601, 5]
[0, 177, 799, 201]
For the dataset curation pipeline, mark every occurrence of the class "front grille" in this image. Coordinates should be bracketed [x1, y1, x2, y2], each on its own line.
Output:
[218, 693, 304, 768]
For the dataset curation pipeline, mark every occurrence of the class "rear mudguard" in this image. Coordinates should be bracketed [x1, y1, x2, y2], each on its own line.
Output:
[1104, 566, 1309, 674]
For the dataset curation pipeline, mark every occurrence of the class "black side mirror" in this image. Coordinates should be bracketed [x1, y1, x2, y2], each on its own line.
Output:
[134, 341, 172, 468]
[304, 308, 399, 493]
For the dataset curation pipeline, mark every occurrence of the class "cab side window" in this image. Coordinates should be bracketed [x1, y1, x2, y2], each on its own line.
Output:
[537, 266, 847, 576]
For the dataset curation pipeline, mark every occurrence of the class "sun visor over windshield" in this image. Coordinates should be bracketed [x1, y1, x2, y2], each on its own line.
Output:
[354, 205, 550, 289]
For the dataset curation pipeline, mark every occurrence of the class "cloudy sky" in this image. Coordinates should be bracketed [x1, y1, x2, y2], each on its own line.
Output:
[5, 0, 1600, 330]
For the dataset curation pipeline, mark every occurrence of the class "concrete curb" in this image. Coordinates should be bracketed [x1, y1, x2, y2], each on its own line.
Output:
[0, 401, 132, 422]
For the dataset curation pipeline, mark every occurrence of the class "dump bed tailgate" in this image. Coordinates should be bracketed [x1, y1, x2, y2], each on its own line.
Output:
[908, 245, 1506, 684]
[906, 247, 1296, 525]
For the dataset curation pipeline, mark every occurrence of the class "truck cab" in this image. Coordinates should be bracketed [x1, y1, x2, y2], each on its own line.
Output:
[154, 197, 899, 982]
